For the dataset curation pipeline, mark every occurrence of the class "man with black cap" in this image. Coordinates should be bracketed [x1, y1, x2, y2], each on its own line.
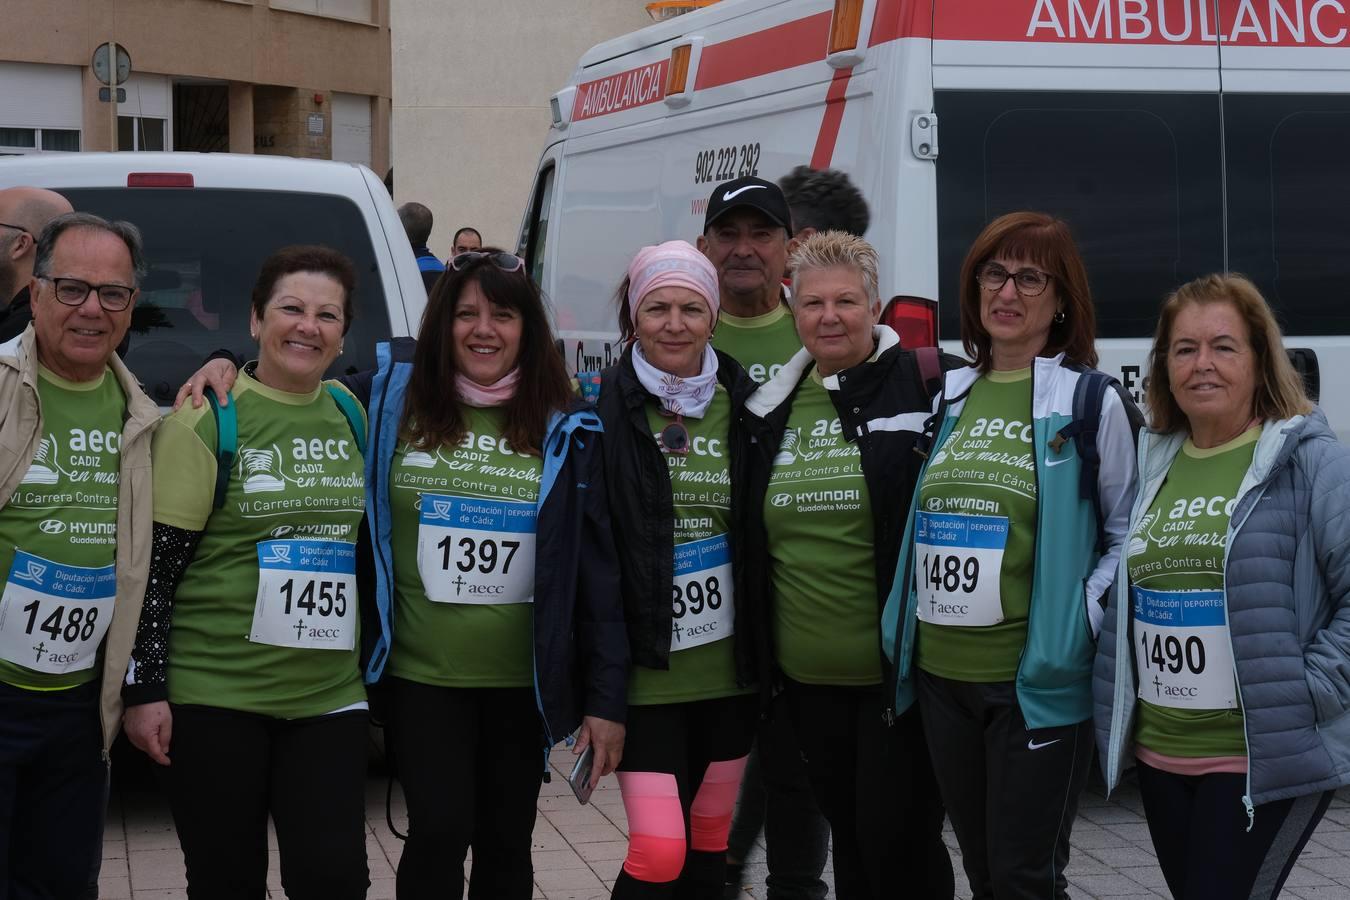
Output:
[698, 176, 802, 385]
[702, 176, 832, 900]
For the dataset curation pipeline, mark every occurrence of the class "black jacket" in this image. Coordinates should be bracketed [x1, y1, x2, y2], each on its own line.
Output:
[595, 344, 759, 684]
[738, 329, 958, 692]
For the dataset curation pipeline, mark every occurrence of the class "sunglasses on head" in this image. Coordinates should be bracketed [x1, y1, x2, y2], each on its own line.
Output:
[450, 250, 524, 273]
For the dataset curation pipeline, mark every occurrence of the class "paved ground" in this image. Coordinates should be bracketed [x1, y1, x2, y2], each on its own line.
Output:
[100, 742, 1350, 899]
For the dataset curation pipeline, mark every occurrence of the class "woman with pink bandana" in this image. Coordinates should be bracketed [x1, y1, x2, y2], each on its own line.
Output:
[593, 240, 761, 899]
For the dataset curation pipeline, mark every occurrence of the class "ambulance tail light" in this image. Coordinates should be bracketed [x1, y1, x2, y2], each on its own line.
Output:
[826, 0, 875, 69]
[127, 173, 194, 188]
[882, 296, 937, 349]
[664, 38, 704, 109]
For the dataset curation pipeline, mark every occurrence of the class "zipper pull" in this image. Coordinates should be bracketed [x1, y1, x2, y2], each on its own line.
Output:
[882, 706, 895, 727]
[1243, 794, 1255, 833]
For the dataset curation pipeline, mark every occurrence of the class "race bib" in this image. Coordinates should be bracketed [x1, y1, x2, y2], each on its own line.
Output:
[914, 512, 1007, 626]
[251, 540, 357, 651]
[417, 494, 536, 605]
[1133, 587, 1237, 710]
[0, 550, 115, 673]
[670, 533, 734, 651]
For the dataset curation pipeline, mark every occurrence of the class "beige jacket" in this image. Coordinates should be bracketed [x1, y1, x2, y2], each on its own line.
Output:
[0, 325, 159, 751]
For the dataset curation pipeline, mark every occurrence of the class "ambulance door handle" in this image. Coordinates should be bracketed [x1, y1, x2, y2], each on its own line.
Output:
[911, 114, 938, 160]
[1287, 348, 1320, 402]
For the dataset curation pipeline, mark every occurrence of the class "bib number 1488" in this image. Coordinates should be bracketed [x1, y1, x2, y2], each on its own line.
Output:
[920, 553, 979, 594]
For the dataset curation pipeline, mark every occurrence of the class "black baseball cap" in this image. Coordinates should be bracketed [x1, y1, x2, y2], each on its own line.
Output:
[703, 176, 793, 234]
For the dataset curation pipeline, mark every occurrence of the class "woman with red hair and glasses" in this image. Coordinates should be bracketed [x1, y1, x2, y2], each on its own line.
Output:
[592, 240, 760, 898]
[882, 212, 1141, 900]
[179, 249, 628, 900]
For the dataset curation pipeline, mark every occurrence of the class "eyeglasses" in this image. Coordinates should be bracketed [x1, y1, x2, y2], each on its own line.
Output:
[0, 222, 31, 238]
[37, 276, 135, 312]
[975, 263, 1053, 297]
[658, 415, 690, 456]
[449, 251, 524, 273]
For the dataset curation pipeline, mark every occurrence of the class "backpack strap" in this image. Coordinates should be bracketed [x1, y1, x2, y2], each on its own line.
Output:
[325, 384, 368, 456]
[206, 385, 366, 510]
[914, 346, 942, 398]
[207, 391, 238, 510]
[1052, 371, 1144, 553]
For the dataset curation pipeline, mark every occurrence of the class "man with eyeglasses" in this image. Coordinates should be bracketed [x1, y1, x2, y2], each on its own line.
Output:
[0, 212, 159, 897]
[0, 186, 74, 344]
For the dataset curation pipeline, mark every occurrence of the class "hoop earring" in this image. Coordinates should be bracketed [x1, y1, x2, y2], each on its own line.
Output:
[1053, 310, 1066, 324]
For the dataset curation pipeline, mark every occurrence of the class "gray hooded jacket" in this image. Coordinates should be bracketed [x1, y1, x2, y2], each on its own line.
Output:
[1094, 410, 1350, 812]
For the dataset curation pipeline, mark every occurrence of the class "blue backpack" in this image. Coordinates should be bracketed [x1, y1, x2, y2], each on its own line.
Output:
[1049, 370, 1145, 553]
[206, 386, 368, 509]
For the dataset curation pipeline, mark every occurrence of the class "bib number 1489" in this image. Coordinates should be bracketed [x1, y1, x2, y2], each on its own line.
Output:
[920, 553, 979, 594]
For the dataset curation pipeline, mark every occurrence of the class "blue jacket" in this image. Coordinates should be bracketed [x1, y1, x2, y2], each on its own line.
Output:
[881, 355, 1138, 728]
[352, 339, 628, 749]
[1094, 410, 1350, 810]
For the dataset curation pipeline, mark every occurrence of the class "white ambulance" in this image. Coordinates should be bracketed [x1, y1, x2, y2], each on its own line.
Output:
[519, 0, 1350, 429]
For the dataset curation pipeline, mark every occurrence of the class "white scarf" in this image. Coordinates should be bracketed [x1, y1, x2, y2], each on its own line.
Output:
[631, 343, 720, 419]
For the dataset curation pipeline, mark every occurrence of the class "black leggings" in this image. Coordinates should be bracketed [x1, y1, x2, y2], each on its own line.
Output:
[165, 704, 370, 900]
[1137, 761, 1333, 900]
[611, 693, 758, 899]
[387, 678, 544, 900]
[782, 678, 953, 900]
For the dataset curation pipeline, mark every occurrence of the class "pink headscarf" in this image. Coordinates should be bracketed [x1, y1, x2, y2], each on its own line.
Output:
[625, 240, 720, 324]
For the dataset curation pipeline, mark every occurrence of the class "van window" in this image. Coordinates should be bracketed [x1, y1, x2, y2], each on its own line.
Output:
[935, 91, 1225, 341]
[1224, 94, 1350, 336]
[520, 164, 555, 288]
[61, 188, 392, 405]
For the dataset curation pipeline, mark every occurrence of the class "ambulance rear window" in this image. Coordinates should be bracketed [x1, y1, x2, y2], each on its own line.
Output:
[59, 188, 393, 406]
[1224, 94, 1350, 337]
[935, 90, 1225, 341]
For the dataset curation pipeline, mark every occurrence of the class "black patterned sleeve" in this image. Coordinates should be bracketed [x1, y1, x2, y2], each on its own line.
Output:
[122, 522, 203, 706]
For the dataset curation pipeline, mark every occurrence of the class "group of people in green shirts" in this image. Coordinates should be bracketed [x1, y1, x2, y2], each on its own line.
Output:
[3, 174, 1350, 900]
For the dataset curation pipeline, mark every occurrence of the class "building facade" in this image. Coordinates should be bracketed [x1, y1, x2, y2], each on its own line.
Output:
[0, 0, 391, 171]
[391, 0, 652, 256]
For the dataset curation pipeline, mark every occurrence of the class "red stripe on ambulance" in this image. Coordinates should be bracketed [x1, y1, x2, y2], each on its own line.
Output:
[694, 12, 833, 89]
[810, 67, 854, 168]
[572, 60, 670, 121]
[935, 0, 1350, 48]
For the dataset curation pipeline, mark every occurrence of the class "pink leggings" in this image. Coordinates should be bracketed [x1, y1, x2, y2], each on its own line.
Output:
[610, 694, 757, 897]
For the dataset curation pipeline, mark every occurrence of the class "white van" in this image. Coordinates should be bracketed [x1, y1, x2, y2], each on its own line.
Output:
[520, 0, 1348, 427]
[0, 152, 425, 405]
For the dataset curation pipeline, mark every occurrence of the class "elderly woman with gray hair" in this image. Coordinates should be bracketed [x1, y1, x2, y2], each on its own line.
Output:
[738, 230, 953, 900]
[1094, 273, 1350, 900]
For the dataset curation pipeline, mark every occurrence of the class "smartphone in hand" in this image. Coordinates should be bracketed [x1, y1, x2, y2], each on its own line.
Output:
[568, 744, 596, 805]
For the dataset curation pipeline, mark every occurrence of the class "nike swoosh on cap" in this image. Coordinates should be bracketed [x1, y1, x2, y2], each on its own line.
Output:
[723, 185, 768, 201]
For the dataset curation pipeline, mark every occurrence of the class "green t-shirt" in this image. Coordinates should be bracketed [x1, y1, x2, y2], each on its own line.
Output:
[916, 370, 1037, 682]
[629, 388, 751, 705]
[1129, 428, 1257, 759]
[156, 371, 367, 718]
[388, 405, 541, 689]
[712, 303, 802, 385]
[763, 373, 880, 685]
[0, 367, 126, 690]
